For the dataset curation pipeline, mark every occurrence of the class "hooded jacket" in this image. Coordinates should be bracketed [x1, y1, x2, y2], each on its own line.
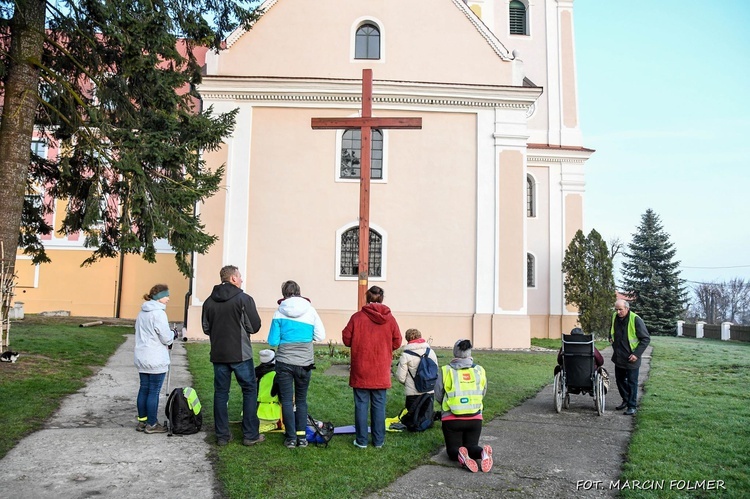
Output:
[342, 303, 402, 389]
[201, 282, 262, 364]
[396, 339, 439, 396]
[134, 300, 173, 374]
[267, 296, 326, 366]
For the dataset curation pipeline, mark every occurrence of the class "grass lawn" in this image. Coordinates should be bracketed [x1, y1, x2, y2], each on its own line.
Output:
[0, 316, 131, 459]
[619, 336, 750, 498]
[184, 342, 555, 498]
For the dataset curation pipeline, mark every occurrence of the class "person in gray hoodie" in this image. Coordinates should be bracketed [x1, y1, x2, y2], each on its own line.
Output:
[134, 284, 174, 434]
[267, 280, 325, 448]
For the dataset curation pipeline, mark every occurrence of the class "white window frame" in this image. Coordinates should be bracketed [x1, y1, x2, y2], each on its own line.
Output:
[351, 17, 386, 63]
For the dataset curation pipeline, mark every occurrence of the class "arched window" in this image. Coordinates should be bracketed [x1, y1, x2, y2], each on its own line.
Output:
[341, 129, 383, 179]
[526, 175, 536, 217]
[355, 23, 380, 59]
[340, 227, 383, 277]
[527, 253, 535, 287]
[509, 0, 528, 36]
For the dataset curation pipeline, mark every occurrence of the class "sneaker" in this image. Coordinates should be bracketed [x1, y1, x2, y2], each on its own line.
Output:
[217, 435, 233, 446]
[284, 439, 297, 449]
[297, 438, 308, 448]
[243, 434, 266, 446]
[135, 422, 146, 432]
[353, 439, 368, 449]
[480, 445, 493, 472]
[457, 446, 478, 473]
[144, 423, 167, 434]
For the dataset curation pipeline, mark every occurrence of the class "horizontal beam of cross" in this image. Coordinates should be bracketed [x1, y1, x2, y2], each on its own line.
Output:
[311, 117, 422, 130]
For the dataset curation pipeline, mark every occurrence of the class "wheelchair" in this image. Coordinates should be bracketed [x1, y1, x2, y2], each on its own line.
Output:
[553, 333, 606, 415]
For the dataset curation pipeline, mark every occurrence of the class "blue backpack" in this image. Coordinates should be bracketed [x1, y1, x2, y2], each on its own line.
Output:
[404, 347, 438, 393]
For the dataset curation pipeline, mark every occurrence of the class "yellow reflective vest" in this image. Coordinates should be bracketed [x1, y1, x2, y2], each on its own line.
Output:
[610, 312, 641, 352]
[257, 371, 281, 421]
[441, 364, 487, 416]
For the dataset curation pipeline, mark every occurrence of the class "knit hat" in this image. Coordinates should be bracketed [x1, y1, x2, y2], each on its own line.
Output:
[259, 349, 275, 364]
[453, 339, 472, 359]
[570, 327, 584, 335]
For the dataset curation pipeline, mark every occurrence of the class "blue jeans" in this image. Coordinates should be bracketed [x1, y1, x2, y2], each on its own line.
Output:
[137, 372, 166, 426]
[213, 360, 260, 441]
[615, 365, 640, 409]
[275, 361, 312, 442]
[353, 388, 386, 447]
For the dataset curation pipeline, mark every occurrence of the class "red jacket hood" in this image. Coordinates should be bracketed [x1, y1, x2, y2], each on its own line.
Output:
[362, 303, 392, 325]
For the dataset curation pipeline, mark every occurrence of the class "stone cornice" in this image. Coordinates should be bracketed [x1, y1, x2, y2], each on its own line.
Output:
[527, 145, 594, 165]
[198, 76, 542, 110]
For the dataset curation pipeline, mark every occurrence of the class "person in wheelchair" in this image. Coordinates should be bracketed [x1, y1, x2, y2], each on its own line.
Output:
[554, 328, 608, 395]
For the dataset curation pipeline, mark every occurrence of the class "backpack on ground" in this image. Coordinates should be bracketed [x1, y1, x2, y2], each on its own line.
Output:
[404, 347, 438, 393]
[306, 414, 335, 447]
[402, 392, 435, 432]
[165, 386, 203, 436]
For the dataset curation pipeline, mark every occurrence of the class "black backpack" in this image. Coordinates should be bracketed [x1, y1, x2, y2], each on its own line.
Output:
[306, 414, 335, 447]
[165, 387, 203, 436]
[402, 392, 435, 432]
[404, 347, 438, 393]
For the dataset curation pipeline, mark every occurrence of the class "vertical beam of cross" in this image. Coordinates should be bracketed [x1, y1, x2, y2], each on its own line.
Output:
[312, 69, 422, 309]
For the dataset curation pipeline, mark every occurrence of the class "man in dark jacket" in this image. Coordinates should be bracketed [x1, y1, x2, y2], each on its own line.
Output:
[202, 265, 264, 446]
[610, 299, 651, 416]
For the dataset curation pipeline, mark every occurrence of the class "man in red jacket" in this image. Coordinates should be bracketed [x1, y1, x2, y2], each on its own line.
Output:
[342, 286, 402, 448]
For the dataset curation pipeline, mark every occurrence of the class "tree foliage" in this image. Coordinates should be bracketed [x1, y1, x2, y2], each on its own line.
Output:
[562, 229, 616, 338]
[0, 0, 260, 276]
[688, 279, 750, 325]
[620, 209, 687, 335]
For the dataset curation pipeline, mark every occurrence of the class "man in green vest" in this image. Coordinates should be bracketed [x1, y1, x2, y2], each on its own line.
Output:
[611, 299, 651, 415]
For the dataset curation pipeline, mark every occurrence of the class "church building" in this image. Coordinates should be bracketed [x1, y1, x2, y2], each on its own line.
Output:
[185, 0, 593, 348]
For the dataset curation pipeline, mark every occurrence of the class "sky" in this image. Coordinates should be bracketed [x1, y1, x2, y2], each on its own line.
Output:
[573, 1, 750, 290]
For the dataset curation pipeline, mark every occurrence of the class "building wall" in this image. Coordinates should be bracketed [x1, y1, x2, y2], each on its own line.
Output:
[15, 251, 188, 320]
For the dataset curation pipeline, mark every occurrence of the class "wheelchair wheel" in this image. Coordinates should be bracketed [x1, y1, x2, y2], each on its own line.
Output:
[563, 392, 570, 409]
[595, 373, 605, 416]
[553, 372, 563, 413]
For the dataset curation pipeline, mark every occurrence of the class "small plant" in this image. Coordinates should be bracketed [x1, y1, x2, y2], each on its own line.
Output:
[315, 340, 350, 362]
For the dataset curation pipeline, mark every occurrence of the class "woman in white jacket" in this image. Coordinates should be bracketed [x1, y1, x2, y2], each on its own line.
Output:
[134, 284, 174, 434]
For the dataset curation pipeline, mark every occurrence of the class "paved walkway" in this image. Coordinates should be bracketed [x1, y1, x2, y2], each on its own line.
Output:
[0, 338, 651, 498]
[0, 335, 216, 499]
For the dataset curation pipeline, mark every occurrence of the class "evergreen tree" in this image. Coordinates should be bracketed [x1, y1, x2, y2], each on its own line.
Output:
[562, 229, 616, 338]
[0, 0, 260, 276]
[621, 209, 687, 335]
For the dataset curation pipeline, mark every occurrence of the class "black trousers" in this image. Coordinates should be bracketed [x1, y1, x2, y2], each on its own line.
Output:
[441, 418, 483, 461]
[615, 365, 640, 409]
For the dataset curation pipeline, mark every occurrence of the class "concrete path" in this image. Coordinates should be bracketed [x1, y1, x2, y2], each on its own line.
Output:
[0, 338, 650, 499]
[369, 346, 652, 499]
[0, 335, 217, 499]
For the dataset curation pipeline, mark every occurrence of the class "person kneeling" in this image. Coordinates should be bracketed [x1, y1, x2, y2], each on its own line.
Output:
[435, 339, 493, 473]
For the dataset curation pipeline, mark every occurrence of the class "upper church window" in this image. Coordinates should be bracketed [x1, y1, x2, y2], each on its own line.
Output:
[510, 1, 528, 36]
[355, 23, 381, 59]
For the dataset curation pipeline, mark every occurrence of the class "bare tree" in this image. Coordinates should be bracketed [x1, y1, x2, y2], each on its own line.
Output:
[609, 237, 623, 260]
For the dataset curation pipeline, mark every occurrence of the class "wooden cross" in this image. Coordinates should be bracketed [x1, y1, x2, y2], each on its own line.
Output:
[312, 69, 422, 309]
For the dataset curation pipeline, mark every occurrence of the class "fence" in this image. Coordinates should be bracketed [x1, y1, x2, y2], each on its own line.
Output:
[676, 321, 750, 342]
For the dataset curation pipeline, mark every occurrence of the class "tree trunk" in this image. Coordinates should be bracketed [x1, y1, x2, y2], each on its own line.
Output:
[0, 0, 47, 277]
